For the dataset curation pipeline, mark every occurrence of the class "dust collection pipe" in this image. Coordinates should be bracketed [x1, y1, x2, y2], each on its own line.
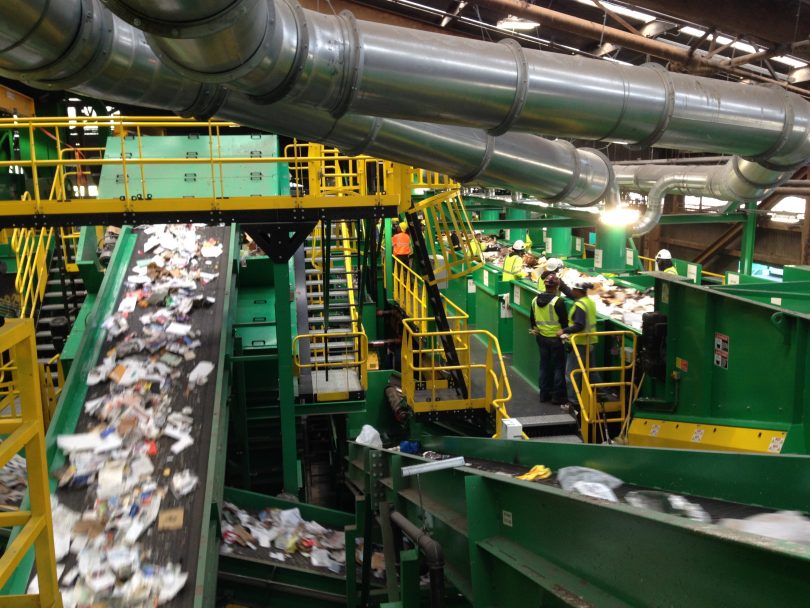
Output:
[0, 0, 613, 208]
[98, 0, 807, 224]
[99, 0, 810, 174]
[615, 161, 785, 235]
[390, 510, 445, 608]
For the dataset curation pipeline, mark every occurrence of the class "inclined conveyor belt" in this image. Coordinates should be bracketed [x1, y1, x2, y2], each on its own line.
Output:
[50, 225, 231, 607]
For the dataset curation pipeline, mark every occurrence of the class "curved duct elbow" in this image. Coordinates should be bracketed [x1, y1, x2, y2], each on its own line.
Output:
[632, 172, 708, 236]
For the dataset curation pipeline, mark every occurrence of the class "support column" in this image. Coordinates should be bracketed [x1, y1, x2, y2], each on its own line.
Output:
[595, 224, 627, 271]
[506, 208, 529, 250]
[739, 201, 757, 275]
[545, 227, 573, 257]
[384, 218, 394, 298]
[273, 260, 299, 495]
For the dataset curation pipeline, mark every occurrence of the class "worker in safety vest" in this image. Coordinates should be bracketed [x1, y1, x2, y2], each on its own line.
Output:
[502, 240, 526, 281]
[392, 221, 412, 268]
[655, 249, 679, 275]
[530, 273, 569, 404]
[559, 279, 598, 411]
[537, 257, 564, 290]
[469, 231, 483, 259]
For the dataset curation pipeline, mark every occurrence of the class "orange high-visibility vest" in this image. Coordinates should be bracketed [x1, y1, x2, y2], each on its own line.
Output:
[392, 231, 412, 256]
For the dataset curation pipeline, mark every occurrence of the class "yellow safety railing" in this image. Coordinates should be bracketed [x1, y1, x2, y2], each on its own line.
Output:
[10, 226, 53, 318]
[569, 330, 638, 444]
[391, 255, 470, 332]
[284, 140, 411, 205]
[293, 331, 369, 391]
[0, 319, 61, 607]
[401, 318, 514, 437]
[411, 169, 458, 190]
[638, 254, 656, 271]
[414, 189, 484, 282]
[0, 117, 408, 215]
[392, 256, 428, 320]
[38, 353, 64, 430]
[701, 269, 726, 284]
[59, 227, 82, 273]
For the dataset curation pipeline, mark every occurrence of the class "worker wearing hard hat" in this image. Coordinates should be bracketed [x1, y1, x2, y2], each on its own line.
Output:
[655, 249, 679, 275]
[558, 278, 599, 414]
[530, 273, 569, 404]
[502, 240, 527, 281]
[537, 257, 564, 290]
[392, 221, 412, 268]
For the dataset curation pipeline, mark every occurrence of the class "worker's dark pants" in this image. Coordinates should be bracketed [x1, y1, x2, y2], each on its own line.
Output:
[536, 335, 566, 401]
[394, 254, 410, 269]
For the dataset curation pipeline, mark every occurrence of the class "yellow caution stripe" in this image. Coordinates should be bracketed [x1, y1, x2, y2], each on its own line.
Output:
[628, 417, 787, 454]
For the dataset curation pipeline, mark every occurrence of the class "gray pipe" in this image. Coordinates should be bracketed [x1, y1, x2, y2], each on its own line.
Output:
[617, 159, 788, 235]
[100, 0, 810, 173]
[0, 0, 612, 208]
[0, 0, 610, 205]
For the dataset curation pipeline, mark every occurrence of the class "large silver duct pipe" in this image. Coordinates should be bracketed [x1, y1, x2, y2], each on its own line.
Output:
[615, 160, 782, 235]
[101, 0, 810, 174]
[0, 0, 208, 113]
[0, 0, 612, 207]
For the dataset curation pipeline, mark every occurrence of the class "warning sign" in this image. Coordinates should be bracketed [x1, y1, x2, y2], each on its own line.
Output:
[714, 332, 730, 369]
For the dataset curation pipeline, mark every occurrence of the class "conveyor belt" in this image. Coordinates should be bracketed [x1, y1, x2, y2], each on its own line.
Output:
[53, 225, 230, 607]
[462, 457, 772, 522]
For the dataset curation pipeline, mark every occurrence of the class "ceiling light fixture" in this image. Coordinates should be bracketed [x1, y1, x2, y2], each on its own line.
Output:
[600, 206, 641, 226]
[496, 15, 540, 31]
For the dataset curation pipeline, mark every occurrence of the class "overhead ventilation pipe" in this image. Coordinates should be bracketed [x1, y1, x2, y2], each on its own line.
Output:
[100, 0, 810, 176]
[0, 0, 614, 208]
[615, 159, 783, 235]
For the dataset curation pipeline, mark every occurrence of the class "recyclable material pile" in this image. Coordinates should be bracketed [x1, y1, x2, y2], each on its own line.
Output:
[0, 454, 27, 510]
[555, 267, 655, 330]
[46, 224, 227, 607]
[220, 502, 347, 574]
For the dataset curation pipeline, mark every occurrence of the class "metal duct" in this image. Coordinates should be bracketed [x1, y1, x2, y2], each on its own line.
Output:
[615, 159, 786, 235]
[0, 0, 612, 207]
[0, 0, 207, 113]
[100, 0, 810, 174]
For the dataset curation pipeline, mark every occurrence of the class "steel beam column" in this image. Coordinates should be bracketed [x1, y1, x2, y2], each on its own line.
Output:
[273, 260, 299, 495]
[740, 201, 758, 274]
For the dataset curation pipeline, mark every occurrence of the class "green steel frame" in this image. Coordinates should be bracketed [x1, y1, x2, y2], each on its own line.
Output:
[348, 437, 810, 608]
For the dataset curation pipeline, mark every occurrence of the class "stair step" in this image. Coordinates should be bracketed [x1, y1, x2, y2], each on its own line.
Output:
[309, 354, 358, 364]
[517, 414, 577, 428]
[305, 268, 351, 276]
[306, 290, 350, 298]
[307, 315, 353, 324]
[309, 341, 357, 349]
[305, 279, 347, 286]
[307, 303, 353, 312]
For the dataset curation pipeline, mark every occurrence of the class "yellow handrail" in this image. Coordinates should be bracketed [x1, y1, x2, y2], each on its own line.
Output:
[38, 353, 64, 430]
[569, 330, 638, 443]
[0, 319, 61, 607]
[293, 331, 369, 391]
[10, 227, 53, 318]
[401, 316, 516, 438]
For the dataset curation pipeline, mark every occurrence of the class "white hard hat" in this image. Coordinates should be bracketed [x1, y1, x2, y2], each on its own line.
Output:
[513, 240, 525, 250]
[655, 249, 672, 260]
[546, 257, 564, 272]
[474, 230, 482, 235]
[572, 279, 593, 291]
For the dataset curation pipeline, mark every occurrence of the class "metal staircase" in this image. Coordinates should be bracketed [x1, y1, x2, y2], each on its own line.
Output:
[295, 220, 368, 403]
